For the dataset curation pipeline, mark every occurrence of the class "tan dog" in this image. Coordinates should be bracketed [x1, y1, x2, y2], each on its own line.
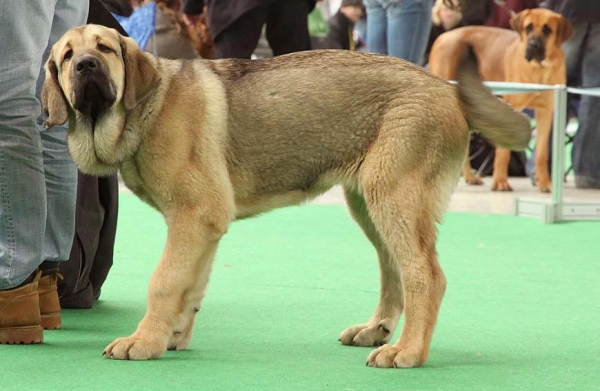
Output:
[429, 9, 573, 192]
[42, 24, 531, 367]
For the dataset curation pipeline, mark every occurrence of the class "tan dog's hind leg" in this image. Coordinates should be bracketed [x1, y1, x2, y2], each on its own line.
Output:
[363, 175, 447, 368]
[355, 118, 463, 368]
[534, 104, 553, 193]
[491, 147, 513, 191]
[339, 188, 403, 347]
[464, 149, 484, 185]
[103, 210, 227, 360]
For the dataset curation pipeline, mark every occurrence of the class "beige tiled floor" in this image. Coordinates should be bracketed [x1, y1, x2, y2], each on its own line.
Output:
[119, 177, 599, 215]
[311, 177, 600, 214]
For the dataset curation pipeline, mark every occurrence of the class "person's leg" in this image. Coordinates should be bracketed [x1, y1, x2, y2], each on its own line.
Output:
[386, 0, 433, 64]
[38, 0, 88, 329]
[572, 23, 600, 188]
[0, 0, 55, 291]
[212, 6, 268, 59]
[563, 22, 586, 121]
[365, 0, 388, 55]
[0, 0, 88, 343]
[37, 0, 88, 268]
[265, 0, 311, 56]
[563, 22, 587, 87]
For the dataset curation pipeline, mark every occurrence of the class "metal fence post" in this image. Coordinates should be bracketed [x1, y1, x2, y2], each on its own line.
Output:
[551, 85, 568, 222]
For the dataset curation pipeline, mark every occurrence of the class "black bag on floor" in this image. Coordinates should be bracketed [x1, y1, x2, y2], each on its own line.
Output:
[469, 133, 528, 177]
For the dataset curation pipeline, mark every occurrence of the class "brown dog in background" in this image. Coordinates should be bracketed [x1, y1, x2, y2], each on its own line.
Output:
[429, 9, 573, 192]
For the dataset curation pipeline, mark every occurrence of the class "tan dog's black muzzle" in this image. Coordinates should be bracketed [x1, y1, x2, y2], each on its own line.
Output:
[525, 37, 546, 63]
[71, 54, 117, 120]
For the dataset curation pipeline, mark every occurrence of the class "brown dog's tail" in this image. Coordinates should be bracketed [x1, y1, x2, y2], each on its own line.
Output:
[456, 48, 532, 150]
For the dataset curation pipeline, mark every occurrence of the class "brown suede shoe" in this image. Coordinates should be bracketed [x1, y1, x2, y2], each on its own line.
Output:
[38, 274, 62, 330]
[0, 275, 43, 344]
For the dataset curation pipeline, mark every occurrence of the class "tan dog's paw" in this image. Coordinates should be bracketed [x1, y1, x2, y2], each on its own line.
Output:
[491, 179, 513, 191]
[465, 173, 484, 186]
[103, 335, 167, 360]
[366, 344, 425, 368]
[339, 321, 393, 347]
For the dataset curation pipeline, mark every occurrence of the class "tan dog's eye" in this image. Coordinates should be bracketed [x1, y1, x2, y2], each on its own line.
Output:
[542, 24, 552, 36]
[98, 43, 113, 53]
[525, 23, 534, 33]
[63, 49, 73, 62]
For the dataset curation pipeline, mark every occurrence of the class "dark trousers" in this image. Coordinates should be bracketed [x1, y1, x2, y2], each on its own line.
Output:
[59, 173, 118, 308]
[565, 22, 600, 187]
[214, 0, 311, 59]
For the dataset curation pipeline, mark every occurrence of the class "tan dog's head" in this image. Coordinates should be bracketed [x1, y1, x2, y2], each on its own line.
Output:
[510, 9, 574, 64]
[42, 24, 160, 128]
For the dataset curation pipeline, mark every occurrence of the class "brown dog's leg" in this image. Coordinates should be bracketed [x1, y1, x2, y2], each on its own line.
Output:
[103, 210, 228, 360]
[464, 148, 484, 185]
[339, 187, 403, 347]
[362, 177, 447, 368]
[491, 147, 513, 191]
[535, 104, 553, 193]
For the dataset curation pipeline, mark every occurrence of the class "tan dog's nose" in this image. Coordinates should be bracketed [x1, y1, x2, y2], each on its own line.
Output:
[76, 55, 98, 75]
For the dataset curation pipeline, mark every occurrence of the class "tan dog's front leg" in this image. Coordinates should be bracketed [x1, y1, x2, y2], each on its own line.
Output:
[103, 211, 227, 360]
[535, 105, 553, 193]
[167, 247, 216, 351]
[491, 148, 513, 191]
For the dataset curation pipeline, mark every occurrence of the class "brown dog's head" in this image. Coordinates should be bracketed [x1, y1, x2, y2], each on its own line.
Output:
[42, 24, 160, 128]
[510, 9, 574, 64]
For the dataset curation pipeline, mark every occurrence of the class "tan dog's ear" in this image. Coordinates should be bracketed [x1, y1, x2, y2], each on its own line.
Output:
[509, 10, 530, 34]
[42, 58, 69, 128]
[119, 35, 161, 110]
[555, 17, 574, 44]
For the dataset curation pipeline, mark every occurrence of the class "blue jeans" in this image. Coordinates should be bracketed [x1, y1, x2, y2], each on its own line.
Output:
[565, 22, 600, 187]
[0, 0, 88, 289]
[364, 0, 433, 64]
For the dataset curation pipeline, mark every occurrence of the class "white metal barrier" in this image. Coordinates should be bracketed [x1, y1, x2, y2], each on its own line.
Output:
[476, 81, 600, 224]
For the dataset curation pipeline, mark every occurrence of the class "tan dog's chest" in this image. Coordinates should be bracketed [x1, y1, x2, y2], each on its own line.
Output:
[120, 158, 160, 209]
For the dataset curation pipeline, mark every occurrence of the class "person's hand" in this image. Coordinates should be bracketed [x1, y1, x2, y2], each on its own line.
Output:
[183, 13, 202, 27]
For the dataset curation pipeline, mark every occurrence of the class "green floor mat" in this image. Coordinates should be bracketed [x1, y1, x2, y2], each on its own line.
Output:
[1, 194, 599, 391]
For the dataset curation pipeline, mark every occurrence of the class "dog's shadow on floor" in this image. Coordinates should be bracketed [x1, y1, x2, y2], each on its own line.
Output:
[426, 348, 515, 369]
[61, 300, 144, 334]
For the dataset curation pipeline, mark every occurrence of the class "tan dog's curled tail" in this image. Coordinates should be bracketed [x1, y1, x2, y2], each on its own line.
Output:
[456, 47, 532, 151]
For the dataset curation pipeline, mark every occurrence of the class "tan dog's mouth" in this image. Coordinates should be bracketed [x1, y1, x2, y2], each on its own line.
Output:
[71, 56, 116, 122]
[72, 79, 116, 124]
[525, 38, 546, 63]
[525, 52, 546, 64]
